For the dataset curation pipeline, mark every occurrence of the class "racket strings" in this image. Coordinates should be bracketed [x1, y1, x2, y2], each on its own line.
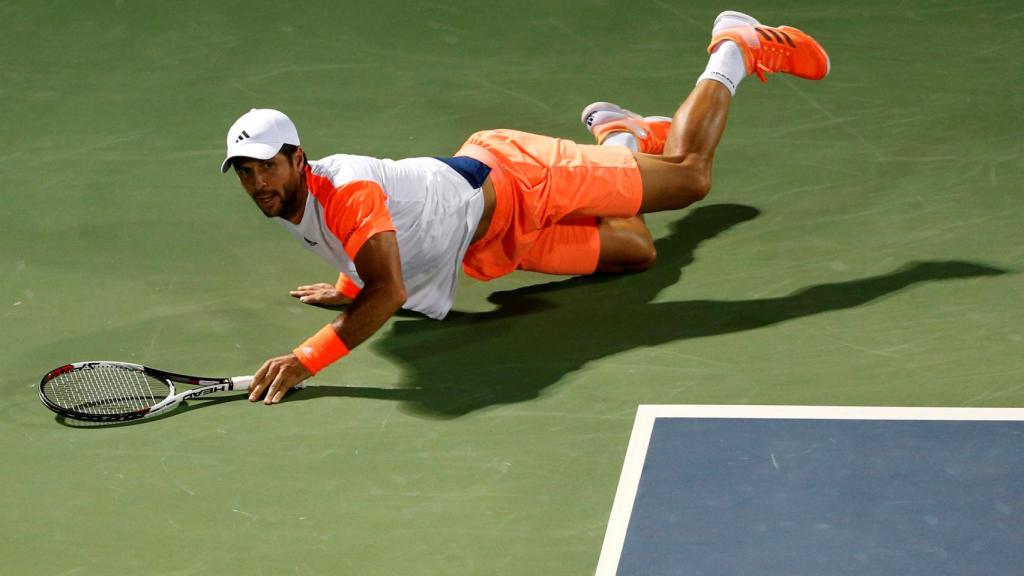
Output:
[43, 366, 171, 415]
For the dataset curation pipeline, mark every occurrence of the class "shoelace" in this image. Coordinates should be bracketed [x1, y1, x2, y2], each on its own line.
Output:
[755, 44, 792, 82]
[751, 27, 796, 81]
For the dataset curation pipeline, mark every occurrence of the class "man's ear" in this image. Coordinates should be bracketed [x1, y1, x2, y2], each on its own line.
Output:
[294, 146, 307, 169]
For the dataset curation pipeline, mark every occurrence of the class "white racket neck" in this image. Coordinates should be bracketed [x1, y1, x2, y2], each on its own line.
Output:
[144, 377, 254, 418]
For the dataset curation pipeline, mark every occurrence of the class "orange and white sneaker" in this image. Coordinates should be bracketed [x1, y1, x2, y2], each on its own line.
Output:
[708, 11, 830, 82]
[580, 102, 672, 154]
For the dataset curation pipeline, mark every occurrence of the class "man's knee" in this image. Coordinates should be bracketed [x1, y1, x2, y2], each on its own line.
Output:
[597, 221, 657, 274]
[637, 155, 712, 212]
[628, 244, 657, 272]
[680, 168, 712, 203]
[620, 234, 657, 271]
[670, 156, 712, 201]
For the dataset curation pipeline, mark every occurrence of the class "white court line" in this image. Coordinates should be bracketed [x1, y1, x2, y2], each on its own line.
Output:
[594, 404, 1024, 576]
[594, 407, 658, 576]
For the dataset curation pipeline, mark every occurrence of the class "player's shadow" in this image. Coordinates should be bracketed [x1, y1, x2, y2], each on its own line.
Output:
[301, 204, 1006, 418]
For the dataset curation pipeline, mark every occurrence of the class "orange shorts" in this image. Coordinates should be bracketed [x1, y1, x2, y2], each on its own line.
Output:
[456, 129, 643, 280]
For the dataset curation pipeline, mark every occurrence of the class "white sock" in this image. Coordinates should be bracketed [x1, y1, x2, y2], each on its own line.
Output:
[601, 131, 638, 152]
[696, 40, 747, 96]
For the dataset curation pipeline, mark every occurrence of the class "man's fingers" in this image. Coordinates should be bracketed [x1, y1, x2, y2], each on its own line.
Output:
[293, 289, 352, 306]
[291, 286, 340, 305]
[249, 361, 271, 401]
[291, 283, 335, 296]
[270, 384, 289, 405]
[249, 355, 311, 406]
[264, 377, 300, 404]
[248, 378, 268, 402]
[264, 371, 289, 405]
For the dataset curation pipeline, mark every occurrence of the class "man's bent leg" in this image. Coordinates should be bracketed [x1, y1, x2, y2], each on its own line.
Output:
[513, 214, 657, 276]
[593, 10, 829, 215]
[515, 217, 602, 275]
[636, 79, 733, 214]
[514, 215, 656, 275]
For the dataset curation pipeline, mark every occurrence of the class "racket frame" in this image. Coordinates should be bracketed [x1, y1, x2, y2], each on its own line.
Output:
[39, 361, 253, 422]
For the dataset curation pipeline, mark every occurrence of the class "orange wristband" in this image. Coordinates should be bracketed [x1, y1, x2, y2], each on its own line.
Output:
[335, 273, 362, 299]
[293, 324, 350, 375]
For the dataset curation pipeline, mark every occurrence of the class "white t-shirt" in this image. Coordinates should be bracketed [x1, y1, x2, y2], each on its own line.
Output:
[276, 155, 484, 319]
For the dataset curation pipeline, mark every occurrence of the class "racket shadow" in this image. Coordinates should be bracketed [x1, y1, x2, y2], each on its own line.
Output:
[51, 395, 244, 428]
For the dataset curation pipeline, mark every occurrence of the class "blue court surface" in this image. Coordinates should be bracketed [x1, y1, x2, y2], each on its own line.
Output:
[597, 406, 1024, 575]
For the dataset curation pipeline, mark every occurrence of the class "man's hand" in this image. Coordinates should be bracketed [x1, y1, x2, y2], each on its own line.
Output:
[290, 283, 353, 307]
[249, 354, 312, 405]
[263, 232, 404, 409]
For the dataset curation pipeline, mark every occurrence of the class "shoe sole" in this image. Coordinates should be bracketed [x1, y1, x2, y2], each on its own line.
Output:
[713, 10, 761, 30]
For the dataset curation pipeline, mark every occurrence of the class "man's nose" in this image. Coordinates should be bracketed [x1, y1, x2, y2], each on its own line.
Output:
[254, 169, 269, 188]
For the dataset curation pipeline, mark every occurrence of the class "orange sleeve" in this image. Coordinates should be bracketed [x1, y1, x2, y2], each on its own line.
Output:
[321, 180, 397, 260]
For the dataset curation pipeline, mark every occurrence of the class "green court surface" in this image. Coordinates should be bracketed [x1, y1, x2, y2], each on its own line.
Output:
[2, 1, 1021, 574]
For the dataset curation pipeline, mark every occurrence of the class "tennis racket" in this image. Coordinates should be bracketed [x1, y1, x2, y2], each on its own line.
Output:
[38, 361, 303, 423]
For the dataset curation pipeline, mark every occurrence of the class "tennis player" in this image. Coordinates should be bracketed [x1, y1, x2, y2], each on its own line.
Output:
[222, 11, 830, 404]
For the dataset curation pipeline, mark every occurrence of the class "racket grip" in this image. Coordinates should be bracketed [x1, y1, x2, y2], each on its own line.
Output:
[230, 376, 307, 391]
[231, 376, 254, 391]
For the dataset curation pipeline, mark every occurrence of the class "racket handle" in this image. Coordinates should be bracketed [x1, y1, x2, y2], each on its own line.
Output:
[231, 376, 254, 391]
[230, 376, 307, 391]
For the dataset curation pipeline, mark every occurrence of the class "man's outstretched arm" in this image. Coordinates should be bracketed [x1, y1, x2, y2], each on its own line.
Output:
[248, 231, 407, 404]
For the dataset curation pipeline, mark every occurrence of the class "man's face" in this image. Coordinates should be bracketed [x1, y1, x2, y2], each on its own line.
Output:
[233, 150, 305, 220]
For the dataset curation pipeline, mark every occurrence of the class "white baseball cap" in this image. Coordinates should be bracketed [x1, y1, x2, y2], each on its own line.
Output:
[220, 108, 301, 173]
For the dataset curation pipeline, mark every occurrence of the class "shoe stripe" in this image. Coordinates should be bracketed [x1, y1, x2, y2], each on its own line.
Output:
[766, 28, 786, 44]
[776, 29, 797, 48]
[754, 27, 774, 43]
